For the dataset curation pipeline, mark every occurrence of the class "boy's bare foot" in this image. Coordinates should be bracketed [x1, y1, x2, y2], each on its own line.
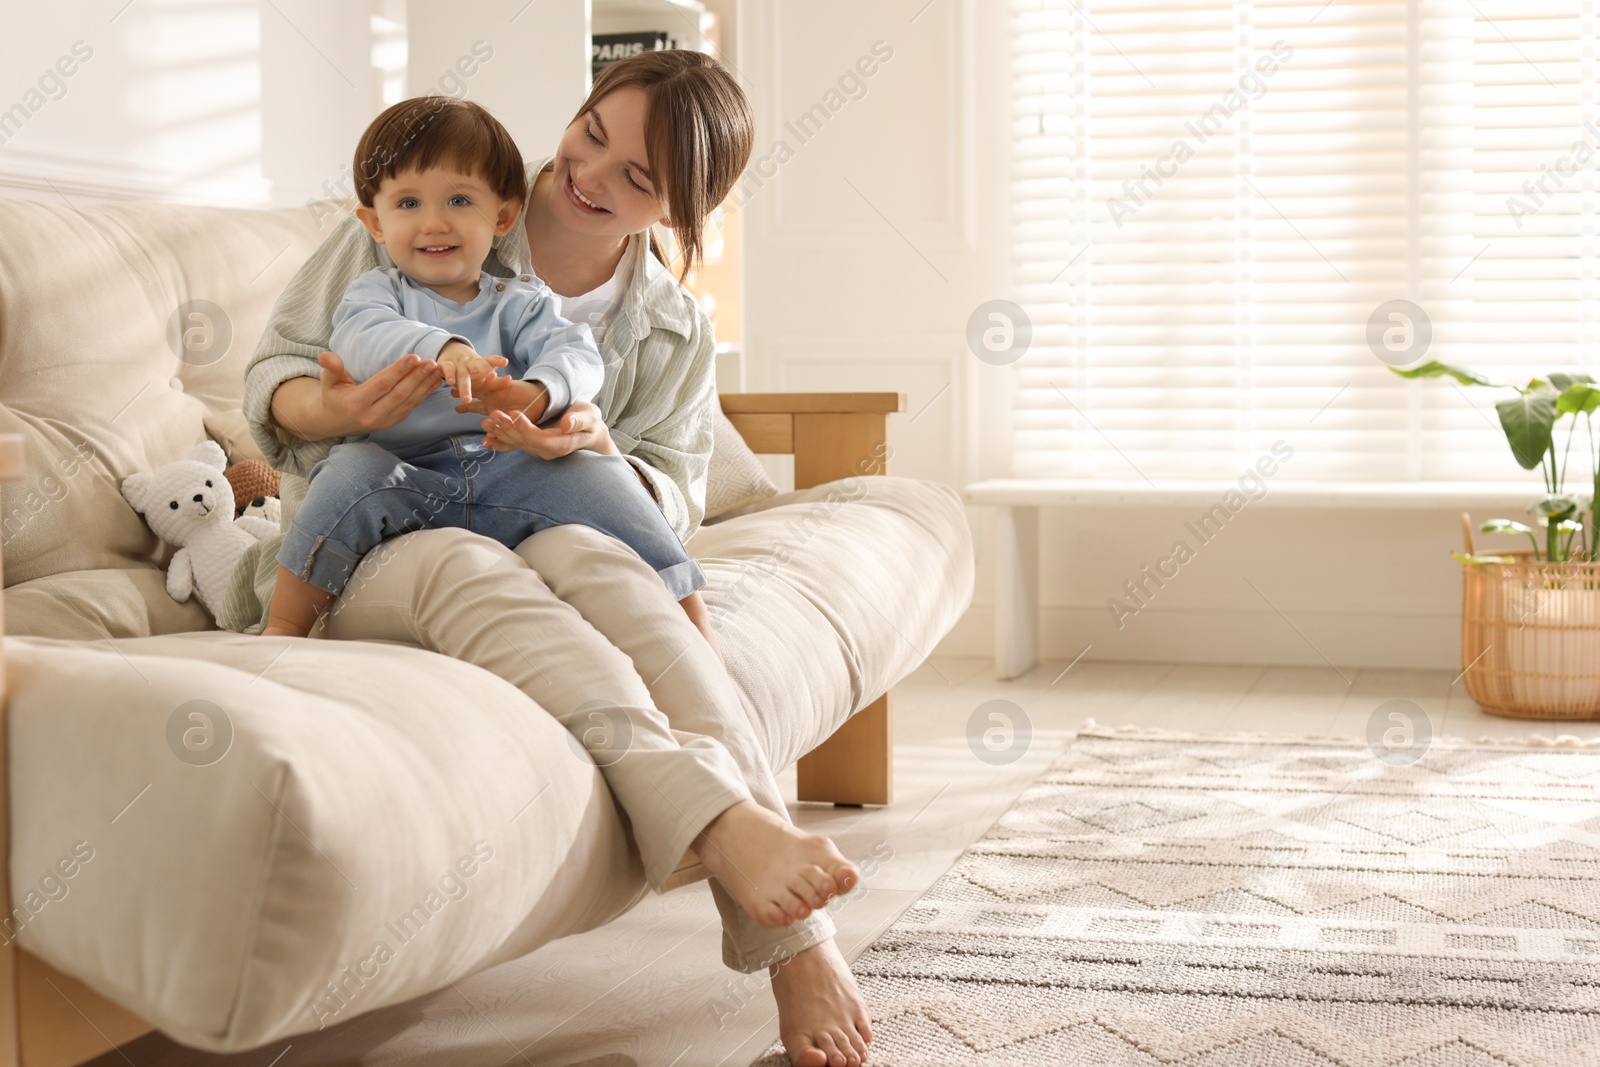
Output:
[264, 566, 332, 639]
[772, 939, 872, 1066]
[692, 801, 859, 927]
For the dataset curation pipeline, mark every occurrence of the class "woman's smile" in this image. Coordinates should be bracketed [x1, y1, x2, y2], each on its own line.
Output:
[565, 172, 610, 215]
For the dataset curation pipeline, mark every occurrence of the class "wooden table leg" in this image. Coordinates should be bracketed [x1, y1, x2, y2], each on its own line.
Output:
[995, 505, 1039, 680]
[797, 691, 892, 806]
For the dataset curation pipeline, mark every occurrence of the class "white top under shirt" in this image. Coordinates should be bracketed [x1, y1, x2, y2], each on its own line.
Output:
[553, 241, 636, 347]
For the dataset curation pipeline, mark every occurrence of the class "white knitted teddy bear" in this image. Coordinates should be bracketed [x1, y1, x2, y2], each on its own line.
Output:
[120, 441, 279, 618]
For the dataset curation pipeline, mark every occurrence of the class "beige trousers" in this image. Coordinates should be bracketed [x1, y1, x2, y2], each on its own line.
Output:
[318, 522, 835, 972]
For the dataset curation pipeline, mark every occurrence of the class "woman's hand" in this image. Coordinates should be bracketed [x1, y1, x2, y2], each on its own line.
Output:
[270, 354, 442, 443]
[267, 350, 444, 441]
[454, 374, 550, 426]
[480, 401, 620, 461]
[313, 351, 442, 437]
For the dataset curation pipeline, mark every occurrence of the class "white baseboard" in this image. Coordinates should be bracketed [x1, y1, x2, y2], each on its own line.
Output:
[934, 602, 1459, 671]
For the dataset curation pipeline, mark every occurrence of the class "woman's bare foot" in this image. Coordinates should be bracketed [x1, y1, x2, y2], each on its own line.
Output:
[259, 623, 304, 638]
[692, 801, 859, 927]
[771, 939, 872, 1066]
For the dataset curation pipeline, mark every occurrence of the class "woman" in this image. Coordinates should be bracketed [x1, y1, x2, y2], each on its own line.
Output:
[235, 53, 873, 1067]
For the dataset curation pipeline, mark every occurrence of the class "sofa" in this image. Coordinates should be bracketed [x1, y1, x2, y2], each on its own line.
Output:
[0, 195, 973, 1063]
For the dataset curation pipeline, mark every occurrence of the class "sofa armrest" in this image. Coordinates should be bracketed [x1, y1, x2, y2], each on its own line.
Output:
[718, 395, 906, 807]
[719, 392, 905, 414]
[0, 434, 156, 1067]
[719, 392, 906, 489]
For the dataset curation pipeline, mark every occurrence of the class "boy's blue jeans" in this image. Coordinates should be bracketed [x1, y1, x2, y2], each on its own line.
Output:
[279, 437, 706, 601]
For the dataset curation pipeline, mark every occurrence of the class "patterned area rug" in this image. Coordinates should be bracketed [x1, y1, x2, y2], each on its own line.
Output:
[756, 723, 1600, 1065]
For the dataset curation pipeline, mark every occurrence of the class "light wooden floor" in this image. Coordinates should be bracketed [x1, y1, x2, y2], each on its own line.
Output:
[96, 655, 1600, 1067]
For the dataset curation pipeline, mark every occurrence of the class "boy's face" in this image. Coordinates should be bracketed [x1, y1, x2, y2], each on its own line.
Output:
[356, 167, 520, 297]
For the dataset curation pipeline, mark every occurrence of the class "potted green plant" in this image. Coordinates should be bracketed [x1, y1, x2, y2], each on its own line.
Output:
[1394, 362, 1600, 717]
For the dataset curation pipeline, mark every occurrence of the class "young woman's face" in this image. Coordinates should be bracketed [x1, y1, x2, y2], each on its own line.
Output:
[552, 86, 670, 238]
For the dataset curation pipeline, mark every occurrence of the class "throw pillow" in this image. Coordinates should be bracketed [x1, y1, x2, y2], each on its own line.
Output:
[704, 407, 778, 521]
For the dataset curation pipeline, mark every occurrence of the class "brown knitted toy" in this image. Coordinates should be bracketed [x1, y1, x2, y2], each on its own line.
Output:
[225, 459, 282, 518]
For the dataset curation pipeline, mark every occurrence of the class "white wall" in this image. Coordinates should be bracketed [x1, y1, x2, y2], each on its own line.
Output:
[404, 0, 589, 165]
[738, 0, 1475, 672]
[259, 2, 375, 206]
[0, 0, 593, 214]
[737, 0, 1008, 479]
[0, 0, 589, 206]
[0, 0, 375, 207]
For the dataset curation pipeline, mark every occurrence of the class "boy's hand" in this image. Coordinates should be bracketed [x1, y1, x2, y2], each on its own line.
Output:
[453, 374, 549, 425]
[437, 341, 508, 406]
[482, 401, 619, 462]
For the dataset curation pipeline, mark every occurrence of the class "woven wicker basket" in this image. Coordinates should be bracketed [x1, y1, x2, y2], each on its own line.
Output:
[1460, 514, 1600, 719]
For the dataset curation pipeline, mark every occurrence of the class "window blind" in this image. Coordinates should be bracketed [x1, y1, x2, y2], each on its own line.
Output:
[1010, 0, 1600, 483]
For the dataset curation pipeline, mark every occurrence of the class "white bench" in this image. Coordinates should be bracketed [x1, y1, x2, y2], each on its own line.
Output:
[962, 478, 1545, 680]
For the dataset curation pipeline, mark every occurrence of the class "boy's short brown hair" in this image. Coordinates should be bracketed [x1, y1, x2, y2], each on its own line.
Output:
[352, 96, 526, 208]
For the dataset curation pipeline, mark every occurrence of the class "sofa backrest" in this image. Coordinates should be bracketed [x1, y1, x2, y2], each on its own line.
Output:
[0, 197, 326, 587]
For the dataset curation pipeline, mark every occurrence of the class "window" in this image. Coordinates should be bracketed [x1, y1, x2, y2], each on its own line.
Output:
[1010, 0, 1600, 484]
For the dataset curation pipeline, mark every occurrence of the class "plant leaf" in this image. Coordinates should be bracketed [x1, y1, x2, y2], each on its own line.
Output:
[1480, 518, 1534, 536]
[1549, 371, 1597, 392]
[1452, 551, 1517, 565]
[1527, 494, 1579, 520]
[1497, 386, 1559, 470]
[1389, 361, 1503, 387]
[1556, 382, 1600, 415]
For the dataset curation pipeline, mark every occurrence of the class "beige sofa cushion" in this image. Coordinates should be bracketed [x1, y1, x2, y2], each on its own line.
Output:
[689, 475, 973, 771]
[7, 631, 643, 1051]
[202, 408, 269, 464]
[0, 199, 322, 588]
[4, 568, 211, 640]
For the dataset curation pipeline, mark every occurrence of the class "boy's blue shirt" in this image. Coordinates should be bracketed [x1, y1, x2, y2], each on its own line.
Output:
[330, 266, 605, 455]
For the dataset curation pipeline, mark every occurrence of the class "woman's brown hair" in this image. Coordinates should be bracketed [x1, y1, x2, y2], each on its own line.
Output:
[572, 50, 753, 278]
